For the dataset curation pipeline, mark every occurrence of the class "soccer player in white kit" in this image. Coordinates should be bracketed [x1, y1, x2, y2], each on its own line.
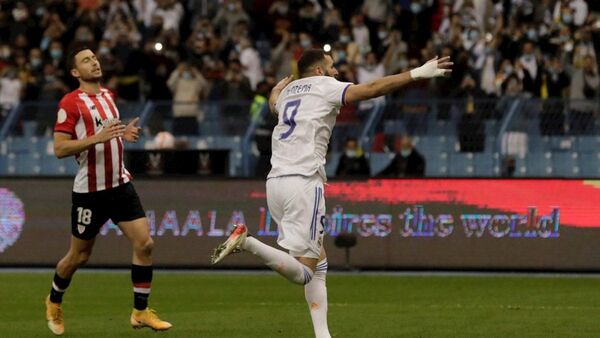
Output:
[212, 49, 452, 337]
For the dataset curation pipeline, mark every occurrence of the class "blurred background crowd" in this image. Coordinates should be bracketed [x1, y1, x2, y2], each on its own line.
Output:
[0, 0, 599, 177]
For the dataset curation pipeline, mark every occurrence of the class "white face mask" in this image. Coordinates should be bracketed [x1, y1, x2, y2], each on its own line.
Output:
[345, 150, 358, 158]
[300, 39, 311, 48]
[400, 149, 412, 157]
[410, 3, 422, 14]
[12, 8, 27, 21]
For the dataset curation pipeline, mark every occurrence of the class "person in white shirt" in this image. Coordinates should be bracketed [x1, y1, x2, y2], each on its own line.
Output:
[211, 49, 452, 338]
[239, 37, 264, 90]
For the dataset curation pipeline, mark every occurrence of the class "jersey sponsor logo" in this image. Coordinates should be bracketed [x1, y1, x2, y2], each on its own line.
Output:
[77, 224, 86, 234]
[0, 188, 25, 253]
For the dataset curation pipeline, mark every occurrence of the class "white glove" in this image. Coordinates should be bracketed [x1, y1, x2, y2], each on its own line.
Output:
[410, 57, 452, 79]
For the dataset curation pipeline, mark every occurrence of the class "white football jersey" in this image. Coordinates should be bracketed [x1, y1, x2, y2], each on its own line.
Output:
[268, 76, 352, 181]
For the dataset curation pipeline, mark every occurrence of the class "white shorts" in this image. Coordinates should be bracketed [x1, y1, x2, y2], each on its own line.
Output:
[266, 174, 325, 259]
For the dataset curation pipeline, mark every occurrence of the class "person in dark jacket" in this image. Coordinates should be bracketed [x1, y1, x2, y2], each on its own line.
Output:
[336, 137, 370, 177]
[379, 135, 425, 177]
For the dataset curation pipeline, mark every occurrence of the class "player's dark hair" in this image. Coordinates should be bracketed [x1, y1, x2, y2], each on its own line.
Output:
[298, 49, 327, 76]
[67, 45, 92, 70]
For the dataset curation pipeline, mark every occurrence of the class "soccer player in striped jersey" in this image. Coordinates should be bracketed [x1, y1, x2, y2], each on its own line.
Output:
[211, 49, 452, 338]
[44, 46, 171, 335]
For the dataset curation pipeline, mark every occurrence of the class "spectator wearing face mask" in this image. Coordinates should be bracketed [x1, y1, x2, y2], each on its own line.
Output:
[351, 14, 371, 54]
[212, 0, 249, 40]
[336, 138, 370, 177]
[167, 61, 209, 135]
[336, 26, 361, 66]
[47, 40, 66, 80]
[539, 56, 570, 135]
[356, 52, 385, 117]
[238, 37, 264, 90]
[569, 54, 599, 135]
[0, 67, 23, 119]
[270, 29, 297, 80]
[35, 63, 69, 136]
[378, 135, 425, 177]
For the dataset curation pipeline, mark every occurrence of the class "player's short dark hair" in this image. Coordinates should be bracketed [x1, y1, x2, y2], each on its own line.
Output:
[298, 49, 327, 76]
[67, 45, 92, 70]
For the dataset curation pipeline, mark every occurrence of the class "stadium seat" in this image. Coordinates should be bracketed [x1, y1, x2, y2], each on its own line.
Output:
[549, 137, 575, 151]
[369, 152, 395, 176]
[22, 121, 37, 137]
[425, 151, 449, 176]
[551, 152, 580, 177]
[383, 119, 405, 135]
[11, 153, 41, 175]
[576, 136, 600, 153]
[525, 151, 553, 177]
[325, 152, 342, 177]
[525, 118, 541, 136]
[579, 152, 600, 177]
[449, 152, 475, 177]
[527, 136, 551, 153]
[472, 152, 496, 177]
[419, 135, 452, 154]
[6, 136, 30, 153]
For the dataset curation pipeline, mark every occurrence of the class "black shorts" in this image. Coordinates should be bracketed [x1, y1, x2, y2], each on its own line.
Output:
[71, 183, 146, 240]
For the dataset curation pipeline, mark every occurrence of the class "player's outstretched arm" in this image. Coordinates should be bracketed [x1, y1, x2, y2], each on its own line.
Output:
[344, 56, 452, 103]
[54, 121, 125, 158]
[269, 75, 293, 114]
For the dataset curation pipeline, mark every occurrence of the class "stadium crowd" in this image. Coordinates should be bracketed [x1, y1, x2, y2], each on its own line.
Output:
[0, 0, 599, 176]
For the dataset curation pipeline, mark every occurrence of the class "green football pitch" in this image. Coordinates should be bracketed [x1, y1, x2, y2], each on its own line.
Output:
[1, 271, 599, 337]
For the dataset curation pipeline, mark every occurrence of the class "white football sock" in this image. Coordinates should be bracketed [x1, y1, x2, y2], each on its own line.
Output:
[305, 259, 331, 338]
[242, 237, 314, 285]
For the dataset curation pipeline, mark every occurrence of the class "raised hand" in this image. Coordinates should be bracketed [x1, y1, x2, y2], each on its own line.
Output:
[273, 74, 294, 92]
[123, 117, 141, 143]
[269, 75, 294, 113]
[410, 56, 453, 79]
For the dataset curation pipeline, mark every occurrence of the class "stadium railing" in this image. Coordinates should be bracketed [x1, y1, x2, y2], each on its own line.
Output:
[1, 97, 598, 178]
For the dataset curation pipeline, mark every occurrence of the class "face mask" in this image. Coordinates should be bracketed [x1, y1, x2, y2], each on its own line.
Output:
[50, 49, 62, 59]
[378, 31, 388, 40]
[337, 51, 347, 61]
[234, 44, 242, 53]
[527, 30, 537, 41]
[339, 35, 350, 44]
[228, 3, 236, 11]
[345, 150, 357, 158]
[562, 14, 573, 24]
[99, 47, 110, 55]
[503, 65, 513, 74]
[300, 39, 311, 48]
[365, 64, 375, 71]
[12, 9, 27, 21]
[400, 149, 411, 157]
[45, 75, 56, 82]
[182, 71, 192, 80]
[0, 48, 11, 59]
[31, 58, 42, 68]
[277, 4, 289, 15]
[77, 34, 91, 42]
[410, 3, 422, 14]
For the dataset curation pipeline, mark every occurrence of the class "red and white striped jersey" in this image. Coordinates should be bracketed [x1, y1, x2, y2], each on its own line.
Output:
[54, 88, 132, 193]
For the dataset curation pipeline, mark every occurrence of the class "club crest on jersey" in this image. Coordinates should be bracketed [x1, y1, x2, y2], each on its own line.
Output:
[77, 224, 86, 234]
